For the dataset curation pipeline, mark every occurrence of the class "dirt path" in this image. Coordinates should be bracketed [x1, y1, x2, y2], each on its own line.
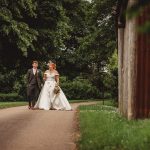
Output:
[0, 102, 97, 150]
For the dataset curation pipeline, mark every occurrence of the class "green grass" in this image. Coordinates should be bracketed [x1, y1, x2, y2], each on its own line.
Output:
[0, 99, 104, 109]
[0, 102, 28, 109]
[69, 99, 115, 104]
[0, 99, 102, 109]
[78, 102, 150, 150]
[69, 99, 101, 103]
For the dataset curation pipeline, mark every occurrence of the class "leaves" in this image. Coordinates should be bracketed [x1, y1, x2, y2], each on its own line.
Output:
[0, 0, 118, 99]
[127, 0, 150, 33]
[0, 0, 38, 56]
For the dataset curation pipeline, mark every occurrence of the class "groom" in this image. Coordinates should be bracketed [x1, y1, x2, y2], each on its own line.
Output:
[27, 61, 43, 109]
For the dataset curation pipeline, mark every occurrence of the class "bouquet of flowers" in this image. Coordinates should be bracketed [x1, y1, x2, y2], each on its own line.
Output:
[54, 84, 60, 94]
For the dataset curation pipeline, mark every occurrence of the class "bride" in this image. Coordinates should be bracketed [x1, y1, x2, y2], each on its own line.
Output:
[34, 61, 72, 110]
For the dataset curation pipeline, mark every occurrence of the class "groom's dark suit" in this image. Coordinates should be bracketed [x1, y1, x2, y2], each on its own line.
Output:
[27, 68, 43, 107]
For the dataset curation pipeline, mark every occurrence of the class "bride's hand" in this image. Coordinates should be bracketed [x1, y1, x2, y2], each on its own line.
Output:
[43, 73, 47, 81]
[55, 82, 59, 86]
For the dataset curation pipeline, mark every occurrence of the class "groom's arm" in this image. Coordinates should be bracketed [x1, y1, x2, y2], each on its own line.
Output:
[39, 70, 44, 84]
[26, 69, 31, 85]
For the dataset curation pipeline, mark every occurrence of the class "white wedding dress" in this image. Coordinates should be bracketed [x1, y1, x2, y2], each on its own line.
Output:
[34, 71, 72, 110]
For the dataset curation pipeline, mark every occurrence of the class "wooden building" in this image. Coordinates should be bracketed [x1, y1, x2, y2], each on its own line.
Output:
[117, 0, 150, 119]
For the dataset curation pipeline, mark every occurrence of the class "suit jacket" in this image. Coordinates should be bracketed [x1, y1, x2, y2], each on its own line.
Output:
[27, 68, 43, 89]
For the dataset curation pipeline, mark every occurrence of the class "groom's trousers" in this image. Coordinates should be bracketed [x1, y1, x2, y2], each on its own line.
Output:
[27, 84, 40, 107]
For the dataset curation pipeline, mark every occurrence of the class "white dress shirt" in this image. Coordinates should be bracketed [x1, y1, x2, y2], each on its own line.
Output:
[33, 68, 37, 75]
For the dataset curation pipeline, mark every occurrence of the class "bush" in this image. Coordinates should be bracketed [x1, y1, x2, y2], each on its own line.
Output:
[0, 66, 17, 93]
[105, 49, 118, 100]
[0, 72, 101, 100]
[0, 93, 24, 102]
[0, 65, 27, 98]
[13, 74, 27, 98]
[60, 76, 101, 100]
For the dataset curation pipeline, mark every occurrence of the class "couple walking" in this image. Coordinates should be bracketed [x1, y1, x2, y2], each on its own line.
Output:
[27, 60, 72, 111]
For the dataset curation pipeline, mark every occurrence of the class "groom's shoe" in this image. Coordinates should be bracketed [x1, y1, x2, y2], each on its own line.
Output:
[28, 106, 31, 109]
[31, 106, 34, 110]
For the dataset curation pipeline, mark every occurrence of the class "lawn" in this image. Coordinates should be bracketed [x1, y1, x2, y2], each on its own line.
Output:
[78, 102, 150, 150]
[69, 99, 101, 103]
[0, 99, 100, 109]
[0, 102, 28, 109]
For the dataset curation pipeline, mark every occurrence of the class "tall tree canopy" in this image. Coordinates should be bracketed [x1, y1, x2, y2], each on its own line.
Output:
[0, 0, 117, 99]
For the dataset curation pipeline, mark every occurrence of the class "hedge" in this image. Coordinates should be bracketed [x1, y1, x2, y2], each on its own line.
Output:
[0, 93, 24, 102]
[60, 76, 101, 100]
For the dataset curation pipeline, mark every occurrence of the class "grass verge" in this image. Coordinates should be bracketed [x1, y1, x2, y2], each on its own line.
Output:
[78, 102, 150, 150]
[0, 99, 101, 109]
[0, 102, 28, 109]
[69, 99, 100, 103]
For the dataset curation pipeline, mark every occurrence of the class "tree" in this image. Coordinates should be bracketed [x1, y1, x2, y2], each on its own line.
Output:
[0, 0, 118, 100]
[76, 0, 117, 96]
[127, 0, 150, 33]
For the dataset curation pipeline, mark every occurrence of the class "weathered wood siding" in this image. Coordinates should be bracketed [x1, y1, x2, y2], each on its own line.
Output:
[135, 5, 150, 118]
[118, 0, 137, 119]
[118, 0, 150, 119]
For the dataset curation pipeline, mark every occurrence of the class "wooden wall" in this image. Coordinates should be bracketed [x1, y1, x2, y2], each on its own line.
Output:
[135, 5, 150, 118]
[118, 0, 150, 119]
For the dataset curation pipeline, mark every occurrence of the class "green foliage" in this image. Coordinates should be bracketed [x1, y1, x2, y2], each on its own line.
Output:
[0, 0, 117, 100]
[127, 0, 150, 18]
[79, 103, 150, 150]
[34, 0, 71, 54]
[0, 65, 27, 96]
[0, 0, 38, 56]
[60, 76, 100, 100]
[0, 65, 16, 92]
[105, 49, 118, 99]
[127, 0, 150, 33]
[0, 101, 27, 109]
[0, 93, 24, 102]
[137, 21, 150, 33]
[13, 74, 27, 97]
[75, 0, 117, 99]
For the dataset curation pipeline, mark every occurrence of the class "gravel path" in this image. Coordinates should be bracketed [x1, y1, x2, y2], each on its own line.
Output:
[0, 102, 97, 150]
